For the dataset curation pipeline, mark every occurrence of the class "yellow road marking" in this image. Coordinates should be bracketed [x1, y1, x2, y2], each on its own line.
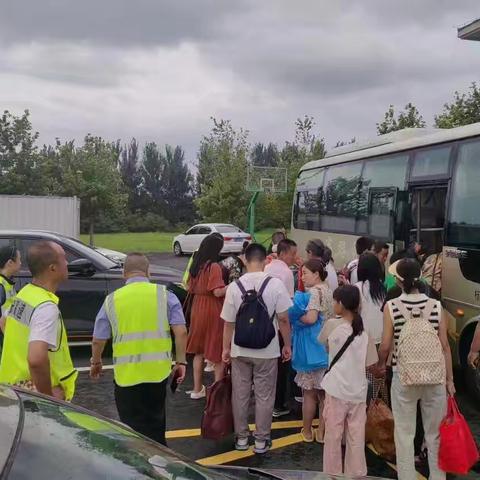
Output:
[196, 433, 303, 466]
[166, 419, 319, 439]
[367, 444, 427, 480]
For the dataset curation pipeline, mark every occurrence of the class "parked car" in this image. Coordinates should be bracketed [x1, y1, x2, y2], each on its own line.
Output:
[173, 224, 251, 256]
[0, 230, 181, 341]
[0, 385, 385, 479]
[94, 246, 127, 265]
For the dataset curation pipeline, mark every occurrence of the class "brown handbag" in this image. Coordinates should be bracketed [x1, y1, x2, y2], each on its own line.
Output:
[200, 367, 234, 440]
[365, 385, 396, 462]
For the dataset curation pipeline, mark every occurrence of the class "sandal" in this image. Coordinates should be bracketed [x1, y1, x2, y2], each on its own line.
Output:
[301, 428, 315, 443]
[315, 427, 325, 444]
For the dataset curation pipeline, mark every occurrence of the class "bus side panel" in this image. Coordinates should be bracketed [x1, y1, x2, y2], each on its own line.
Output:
[442, 246, 480, 366]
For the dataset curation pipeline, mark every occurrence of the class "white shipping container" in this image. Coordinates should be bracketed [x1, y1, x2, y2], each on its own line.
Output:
[0, 195, 80, 238]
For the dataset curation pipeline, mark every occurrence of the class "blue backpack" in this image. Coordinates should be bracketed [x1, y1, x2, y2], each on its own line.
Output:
[234, 277, 276, 349]
[289, 291, 329, 372]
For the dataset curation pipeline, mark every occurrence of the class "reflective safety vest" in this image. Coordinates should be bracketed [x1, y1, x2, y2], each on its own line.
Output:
[105, 281, 172, 387]
[181, 254, 194, 289]
[0, 284, 77, 400]
[0, 275, 16, 314]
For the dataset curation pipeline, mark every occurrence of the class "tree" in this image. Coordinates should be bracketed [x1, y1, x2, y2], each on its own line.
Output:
[118, 138, 141, 212]
[55, 135, 126, 245]
[139, 142, 164, 213]
[0, 109, 41, 194]
[377, 102, 426, 135]
[255, 118, 327, 229]
[195, 118, 250, 226]
[250, 142, 279, 167]
[435, 82, 480, 128]
[334, 137, 356, 148]
[161, 145, 195, 224]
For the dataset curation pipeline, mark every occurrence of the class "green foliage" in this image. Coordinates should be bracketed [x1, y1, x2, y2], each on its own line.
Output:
[118, 138, 141, 211]
[195, 118, 250, 227]
[0, 110, 41, 194]
[435, 82, 480, 128]
[251, 142, 279, 167]
[161, 145, 195, 224]
[255, 118, 326, 229]
[377, 102, 426, 135]
[51, 135, 127, 238]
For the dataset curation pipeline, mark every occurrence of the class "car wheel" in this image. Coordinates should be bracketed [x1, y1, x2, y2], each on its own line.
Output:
[173, 242, 183, 257]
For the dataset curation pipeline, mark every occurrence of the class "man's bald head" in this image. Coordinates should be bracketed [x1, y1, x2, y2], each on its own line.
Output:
[124, 253, 149, 278]
[27, 241, 62, 277]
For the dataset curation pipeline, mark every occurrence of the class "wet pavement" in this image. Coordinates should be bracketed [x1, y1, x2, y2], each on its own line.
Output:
[71, 253, 480, 479]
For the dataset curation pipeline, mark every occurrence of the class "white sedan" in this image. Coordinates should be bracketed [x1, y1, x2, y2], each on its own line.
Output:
[173, 223, 251, 256]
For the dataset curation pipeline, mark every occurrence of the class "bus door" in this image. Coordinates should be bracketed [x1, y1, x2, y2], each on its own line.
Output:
[408, 184, 448, 253]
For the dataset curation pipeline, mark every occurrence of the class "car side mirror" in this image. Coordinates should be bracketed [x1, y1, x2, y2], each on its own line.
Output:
[68, 258, 95, 276]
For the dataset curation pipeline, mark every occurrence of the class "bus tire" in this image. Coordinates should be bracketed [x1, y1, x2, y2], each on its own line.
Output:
[460, 322, 480, 402]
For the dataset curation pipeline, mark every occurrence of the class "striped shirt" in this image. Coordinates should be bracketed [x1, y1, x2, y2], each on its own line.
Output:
[387, 293, 441, 370]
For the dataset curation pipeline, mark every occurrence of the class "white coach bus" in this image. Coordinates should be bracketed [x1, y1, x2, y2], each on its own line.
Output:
[291, 124, 480, 398]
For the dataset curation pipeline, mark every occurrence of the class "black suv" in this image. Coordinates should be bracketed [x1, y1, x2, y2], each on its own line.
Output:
[0, 230, 182, 341]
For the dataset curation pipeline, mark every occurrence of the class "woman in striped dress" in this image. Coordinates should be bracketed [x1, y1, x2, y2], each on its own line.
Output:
[376, 258, 455, 480]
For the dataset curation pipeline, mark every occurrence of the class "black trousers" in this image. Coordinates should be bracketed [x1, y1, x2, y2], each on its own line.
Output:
[114, 379, 168, 445]
[275, 335, 300, 409]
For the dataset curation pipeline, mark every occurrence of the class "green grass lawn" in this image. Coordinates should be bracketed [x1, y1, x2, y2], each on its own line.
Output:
[80, 229, 277, 254]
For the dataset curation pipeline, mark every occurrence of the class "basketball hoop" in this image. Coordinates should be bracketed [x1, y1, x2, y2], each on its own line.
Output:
[246, 165, 287, 193]
[246, 165, 288, 239]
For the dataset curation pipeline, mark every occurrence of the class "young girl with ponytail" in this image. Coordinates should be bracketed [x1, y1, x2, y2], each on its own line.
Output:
[319, 285, 378, 478]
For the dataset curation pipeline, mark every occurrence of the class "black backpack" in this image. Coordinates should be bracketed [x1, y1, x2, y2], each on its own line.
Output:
[234, 277, 276, 349]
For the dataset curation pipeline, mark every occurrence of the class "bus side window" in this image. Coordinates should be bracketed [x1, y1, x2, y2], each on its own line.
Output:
[367, 188, 398, 241]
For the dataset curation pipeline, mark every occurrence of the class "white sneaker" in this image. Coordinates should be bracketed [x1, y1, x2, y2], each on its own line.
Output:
[190, 386, 206, 400]
[235, 437, 249, 451]
[254, 439, 272, 454]
[204, 362, 215, 373]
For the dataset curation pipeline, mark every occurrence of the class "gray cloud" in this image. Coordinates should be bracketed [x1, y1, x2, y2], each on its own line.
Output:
[0, 0, 478, 163]
[1, 0, 244, 47]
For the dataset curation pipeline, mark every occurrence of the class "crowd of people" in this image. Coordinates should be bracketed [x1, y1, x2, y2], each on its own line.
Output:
[0, 231, 474, 479]
[182, 231, 458, 479]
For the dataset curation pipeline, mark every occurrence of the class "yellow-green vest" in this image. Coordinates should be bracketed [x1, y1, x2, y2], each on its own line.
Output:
[0, 275, 16, 313]
[181, 254, 194, 289]
[105, 281, 172, 387]
[0, 284, 77, 400]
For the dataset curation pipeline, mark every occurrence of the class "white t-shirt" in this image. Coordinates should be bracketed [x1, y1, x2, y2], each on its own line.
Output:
[221, 272, 293, 359]
[347, 258, 359, 285]
[355, 280, 384, 344]
[319, 317, 378, 403]
[28, 302, 60, 350]
[264, 259, 295, 298]
[325, 261, 339, 292]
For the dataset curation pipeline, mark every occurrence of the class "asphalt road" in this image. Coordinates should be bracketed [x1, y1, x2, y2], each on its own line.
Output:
[71, 253, 480, 479]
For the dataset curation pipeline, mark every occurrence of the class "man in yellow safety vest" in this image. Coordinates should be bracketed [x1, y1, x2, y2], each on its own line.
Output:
[0, 241, 77, 400]
[90, 252, 188, 445]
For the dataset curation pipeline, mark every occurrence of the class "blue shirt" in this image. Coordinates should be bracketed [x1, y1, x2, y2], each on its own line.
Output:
[93, 276, 186, 340]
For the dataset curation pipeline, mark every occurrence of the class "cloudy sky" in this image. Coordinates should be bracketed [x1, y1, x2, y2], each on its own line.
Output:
[1, 1, 478, 164]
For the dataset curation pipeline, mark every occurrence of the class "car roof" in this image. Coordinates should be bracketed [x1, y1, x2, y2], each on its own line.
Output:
[0, 229, 63, 239]
[194, 223, 237, 228]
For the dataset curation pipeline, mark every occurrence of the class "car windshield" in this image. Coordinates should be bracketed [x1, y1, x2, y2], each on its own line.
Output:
[215, 225, 242, 234]
[6, 389, 234, 480]
[61, 236, 118, 270]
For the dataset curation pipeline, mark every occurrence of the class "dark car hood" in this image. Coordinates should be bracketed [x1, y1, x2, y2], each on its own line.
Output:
[100, 264, 182, 284]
